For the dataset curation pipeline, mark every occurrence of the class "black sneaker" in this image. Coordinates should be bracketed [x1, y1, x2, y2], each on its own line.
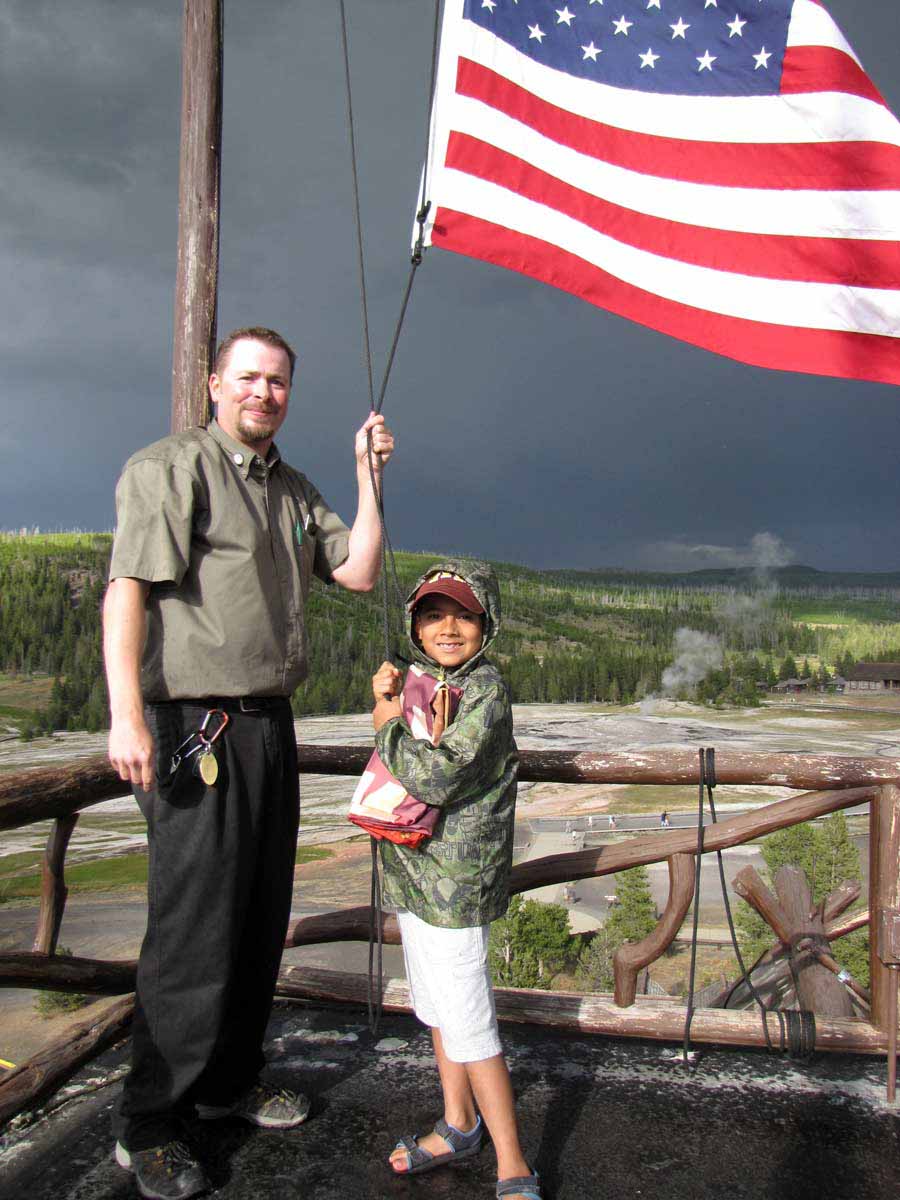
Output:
[115, 1139, 210, 1200]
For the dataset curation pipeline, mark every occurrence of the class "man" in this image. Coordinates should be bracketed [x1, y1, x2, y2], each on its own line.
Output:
[104, 327, 394, 1200]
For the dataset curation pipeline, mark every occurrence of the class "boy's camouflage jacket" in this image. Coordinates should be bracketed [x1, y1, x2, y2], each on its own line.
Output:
[375, 558, 518, 928]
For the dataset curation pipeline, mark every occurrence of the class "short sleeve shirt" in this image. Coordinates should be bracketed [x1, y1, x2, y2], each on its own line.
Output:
[109, 420, 350, 700]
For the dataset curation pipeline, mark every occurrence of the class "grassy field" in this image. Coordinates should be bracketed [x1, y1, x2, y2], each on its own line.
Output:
[786, 599, 900, 624]
[0, 674, 55, 714]
[0, 844, 334, 903]
[0, 530, 112, 566]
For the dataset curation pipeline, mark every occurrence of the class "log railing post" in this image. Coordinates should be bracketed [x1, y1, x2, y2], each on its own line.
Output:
[613, 853, 695, 1007]
[869, 784, 900, 1032]
[32, 814, 79, 955]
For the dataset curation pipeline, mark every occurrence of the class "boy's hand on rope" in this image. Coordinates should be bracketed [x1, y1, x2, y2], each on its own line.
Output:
[372, 661, 402, 701]
[372, 661, 402, 731]
[355, 412, 394, 471]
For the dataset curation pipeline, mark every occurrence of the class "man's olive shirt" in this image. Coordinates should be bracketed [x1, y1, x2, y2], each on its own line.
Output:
[109, 420, 350, 700]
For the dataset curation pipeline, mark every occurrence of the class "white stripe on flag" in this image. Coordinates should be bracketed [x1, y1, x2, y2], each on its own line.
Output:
[446, 95, 900, 239]
[439, 168, 900, 337]
[787, 0, 860, 62]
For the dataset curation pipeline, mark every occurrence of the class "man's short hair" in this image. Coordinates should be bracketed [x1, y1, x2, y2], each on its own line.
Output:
[214, 327, 297, 381]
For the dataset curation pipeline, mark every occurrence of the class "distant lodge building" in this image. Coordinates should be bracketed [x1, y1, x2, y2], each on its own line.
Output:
[772, 677, 814, 694]
[771, 675, 848, 695]
[844, 662, 900, 692]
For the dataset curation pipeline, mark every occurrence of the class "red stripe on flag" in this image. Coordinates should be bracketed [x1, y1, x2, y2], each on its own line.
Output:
[446, 132, 900, 289]
[430, 208, 900, 386]
[456, 57, 900, 191]
[781, 45, 886, 105]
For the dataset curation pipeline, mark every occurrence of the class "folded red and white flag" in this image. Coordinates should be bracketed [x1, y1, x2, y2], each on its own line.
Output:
[349, 665, 462, 847]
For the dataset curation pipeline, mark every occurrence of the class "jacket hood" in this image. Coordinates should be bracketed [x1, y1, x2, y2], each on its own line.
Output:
[405, 558, 501, 680]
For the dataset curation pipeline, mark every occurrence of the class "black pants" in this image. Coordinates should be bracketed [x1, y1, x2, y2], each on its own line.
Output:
[113, 698, 300, 1151]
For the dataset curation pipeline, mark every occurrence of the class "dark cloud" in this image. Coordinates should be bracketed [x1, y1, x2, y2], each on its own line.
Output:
[1, 0, 899, 572]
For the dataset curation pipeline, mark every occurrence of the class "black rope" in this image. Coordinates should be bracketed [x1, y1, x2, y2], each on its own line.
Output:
[682, 749, 708, 1065]
[683, 747, 815, 1062]
[366, 836, 384, 1032]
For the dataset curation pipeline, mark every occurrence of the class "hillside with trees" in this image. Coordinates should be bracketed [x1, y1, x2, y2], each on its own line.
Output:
[3, 532, 900, 736]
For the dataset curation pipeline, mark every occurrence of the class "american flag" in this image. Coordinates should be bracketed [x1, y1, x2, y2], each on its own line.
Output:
[420, 0, 900, 385]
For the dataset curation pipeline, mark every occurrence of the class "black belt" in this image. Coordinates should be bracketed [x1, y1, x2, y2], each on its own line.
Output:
[153, 696, 290, 714]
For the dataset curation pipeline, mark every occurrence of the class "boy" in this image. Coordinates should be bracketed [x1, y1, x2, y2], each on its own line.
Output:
[371, 559, 542, 1200]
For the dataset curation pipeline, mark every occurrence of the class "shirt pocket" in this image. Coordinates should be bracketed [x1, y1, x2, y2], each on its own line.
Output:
[286, 483, 317, 595]
[297, 519, 317, 596]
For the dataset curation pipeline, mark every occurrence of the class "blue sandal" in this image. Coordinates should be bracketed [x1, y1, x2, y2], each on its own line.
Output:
[392, 1115, 483, 1174]
[496, 1168, 543, 1199]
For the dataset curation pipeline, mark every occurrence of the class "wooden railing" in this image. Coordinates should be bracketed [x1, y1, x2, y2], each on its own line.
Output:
[1, 745, 899, 1123]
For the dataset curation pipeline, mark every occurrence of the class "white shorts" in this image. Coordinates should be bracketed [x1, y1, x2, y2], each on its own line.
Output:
[397, 909, 502, 1064]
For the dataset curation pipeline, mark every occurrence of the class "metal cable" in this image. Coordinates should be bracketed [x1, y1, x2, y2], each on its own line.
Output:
[337, 0, 442, 1036]
[338, 0, 375, 413]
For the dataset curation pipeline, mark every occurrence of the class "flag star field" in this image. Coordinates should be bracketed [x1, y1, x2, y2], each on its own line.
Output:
[466, 0, 792, 96]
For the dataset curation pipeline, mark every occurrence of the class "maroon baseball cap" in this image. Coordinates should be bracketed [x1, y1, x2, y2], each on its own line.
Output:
[410, 573, 485, 615]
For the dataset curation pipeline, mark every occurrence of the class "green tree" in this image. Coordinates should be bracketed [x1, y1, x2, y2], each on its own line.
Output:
[575, 925, 616, 992]
[489, 896, 576, 989]
[814, 812, 860, 900]
[605, 866, 657, 945]
[778, 654, 799, 681]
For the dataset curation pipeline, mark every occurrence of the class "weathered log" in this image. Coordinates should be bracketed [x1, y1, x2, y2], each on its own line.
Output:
[0, 756, 127, 830]
[33, 815, 79, 955]
[275, 966, 889, 1054]
[0, 994, 134, 1128]
[827, 909, 869, 940]
[613, 854, 695, 1007]
[512, 748, 900, 790]
[171, 0, 222, 432]
[287, 908, 399, 949]
[0, 953, 137, 994]
[806, 946, 870, 1006]
[774, 865, 855, 1018]
[510, 786, 875, 893]
[870, 784, 900, 1032]
[0, 747, 889, 831]
[705, 908, 870, 1013]
[732, 866, 792, 945]
[822, 880, 861, 925]
[732, 865, 856, 1018]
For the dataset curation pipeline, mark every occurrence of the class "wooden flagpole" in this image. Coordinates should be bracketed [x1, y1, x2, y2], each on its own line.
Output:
[171, 0, 223, 433]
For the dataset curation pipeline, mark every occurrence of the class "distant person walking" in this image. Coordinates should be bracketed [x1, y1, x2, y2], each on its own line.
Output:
[660, 811, 670, 828]
[103, 327, 394, 1200]
[608, 814, 617, 830]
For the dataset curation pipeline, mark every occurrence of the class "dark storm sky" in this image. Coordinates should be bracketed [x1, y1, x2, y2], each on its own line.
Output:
[0, 0, 898, 572]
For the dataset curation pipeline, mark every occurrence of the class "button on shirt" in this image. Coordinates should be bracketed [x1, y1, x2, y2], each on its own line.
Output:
[109, 420, 350, 700]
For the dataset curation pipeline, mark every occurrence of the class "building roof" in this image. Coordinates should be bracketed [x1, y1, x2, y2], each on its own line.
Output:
[845, 662, 900, 682]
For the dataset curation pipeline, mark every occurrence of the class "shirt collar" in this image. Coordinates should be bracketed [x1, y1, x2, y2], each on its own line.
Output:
[207, 419, 281, 480]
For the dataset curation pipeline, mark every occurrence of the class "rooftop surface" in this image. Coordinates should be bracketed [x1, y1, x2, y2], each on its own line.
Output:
[2, 1001, 898, 1200]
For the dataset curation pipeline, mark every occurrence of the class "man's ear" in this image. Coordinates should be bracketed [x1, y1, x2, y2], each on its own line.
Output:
[208, 373, 220, 404]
